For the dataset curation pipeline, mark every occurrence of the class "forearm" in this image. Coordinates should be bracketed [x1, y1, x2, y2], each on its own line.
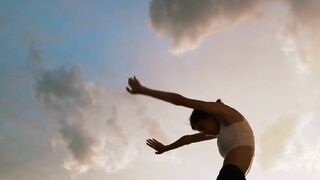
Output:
[165, 136, 189, 152]
[140, 86, 184, 105]
[162, 134, 216, 153]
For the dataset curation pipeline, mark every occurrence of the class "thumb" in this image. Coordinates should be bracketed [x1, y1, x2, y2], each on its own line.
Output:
[126, 87, 133, 93]
[155, 151, 163, 154]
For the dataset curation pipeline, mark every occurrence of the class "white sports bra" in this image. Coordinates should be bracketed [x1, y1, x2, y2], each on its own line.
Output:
[217, 117, 255, 157]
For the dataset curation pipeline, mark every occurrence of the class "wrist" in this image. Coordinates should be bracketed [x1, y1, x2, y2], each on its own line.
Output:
[138, 86, 148, 94]
[164, 145, 172, 152]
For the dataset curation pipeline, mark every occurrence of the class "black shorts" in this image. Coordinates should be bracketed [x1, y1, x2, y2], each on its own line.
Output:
[216, 164, 246, 180]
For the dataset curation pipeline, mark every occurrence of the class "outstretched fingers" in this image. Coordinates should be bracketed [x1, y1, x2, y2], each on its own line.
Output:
[146, 139, 158, 149]
[146, 139, 164, 152]
[146, 139, 155, 149]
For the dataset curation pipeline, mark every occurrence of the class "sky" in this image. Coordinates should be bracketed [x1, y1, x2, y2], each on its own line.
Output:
[1, 0, 320, 179]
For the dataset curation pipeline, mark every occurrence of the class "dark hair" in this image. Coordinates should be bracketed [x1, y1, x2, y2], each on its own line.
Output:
[189, 99, 223, 130]
[190, 109, 211, 130]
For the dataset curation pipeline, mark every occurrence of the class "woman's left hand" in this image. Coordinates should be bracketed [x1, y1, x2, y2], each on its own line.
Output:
[126, 76, 144, 94]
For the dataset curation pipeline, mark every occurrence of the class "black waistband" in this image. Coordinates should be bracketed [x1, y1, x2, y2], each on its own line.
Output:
[217, 164, 246, 180]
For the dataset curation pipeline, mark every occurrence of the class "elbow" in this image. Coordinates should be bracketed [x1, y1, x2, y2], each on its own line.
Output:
[172, 94, 185, 106]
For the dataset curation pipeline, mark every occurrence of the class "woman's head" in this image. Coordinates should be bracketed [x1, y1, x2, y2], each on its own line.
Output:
[189, 99, 222, 134]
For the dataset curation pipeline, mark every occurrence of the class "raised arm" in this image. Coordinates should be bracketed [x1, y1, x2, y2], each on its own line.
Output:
[146, 133, 217, 154]
[126, 76, 229, 116]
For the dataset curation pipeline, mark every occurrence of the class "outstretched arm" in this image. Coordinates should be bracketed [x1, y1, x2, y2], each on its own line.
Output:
[126, 76, 184, 105]
[126, 76, 229, 116]
[146, 133, 217, 154]
[126, 76, 243, 123]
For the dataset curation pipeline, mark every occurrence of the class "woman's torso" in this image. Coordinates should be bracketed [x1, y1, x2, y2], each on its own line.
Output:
[217, 117, 255, 175]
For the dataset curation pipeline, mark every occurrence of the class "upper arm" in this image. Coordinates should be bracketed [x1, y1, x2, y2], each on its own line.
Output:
[177, 96, 242, 123]
[177, 96, 226, 115]
[183, 133, 216, 144]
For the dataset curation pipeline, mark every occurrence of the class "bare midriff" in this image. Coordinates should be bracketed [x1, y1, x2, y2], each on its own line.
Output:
[223, 146, 254, 176]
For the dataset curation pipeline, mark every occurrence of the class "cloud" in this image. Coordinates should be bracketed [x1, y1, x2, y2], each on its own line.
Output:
[33, 66, 99, 172]
[33, 66, 147, 174]
[280, 0, 320, 73]
[148, 0, 320, 70]
[59, 117, 97, 164]
[34, 66, 90, 113]
[258, 115, 298, 169]
[149, 0, 260, 54]
[30, 57, 169, 174]
[285, 0, 320, 27]
[258, 112, 320, 173]
[274, 113, 320, 172]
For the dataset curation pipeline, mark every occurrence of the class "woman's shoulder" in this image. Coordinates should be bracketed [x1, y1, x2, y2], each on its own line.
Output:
[217, 104, 245, 126]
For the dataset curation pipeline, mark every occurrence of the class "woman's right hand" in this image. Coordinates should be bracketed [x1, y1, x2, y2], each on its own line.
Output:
[146, 138, 167, 154]
[126, 76, 144, 95]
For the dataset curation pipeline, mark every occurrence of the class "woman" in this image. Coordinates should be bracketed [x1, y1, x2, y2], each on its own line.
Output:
[126, 76, 255, 180]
